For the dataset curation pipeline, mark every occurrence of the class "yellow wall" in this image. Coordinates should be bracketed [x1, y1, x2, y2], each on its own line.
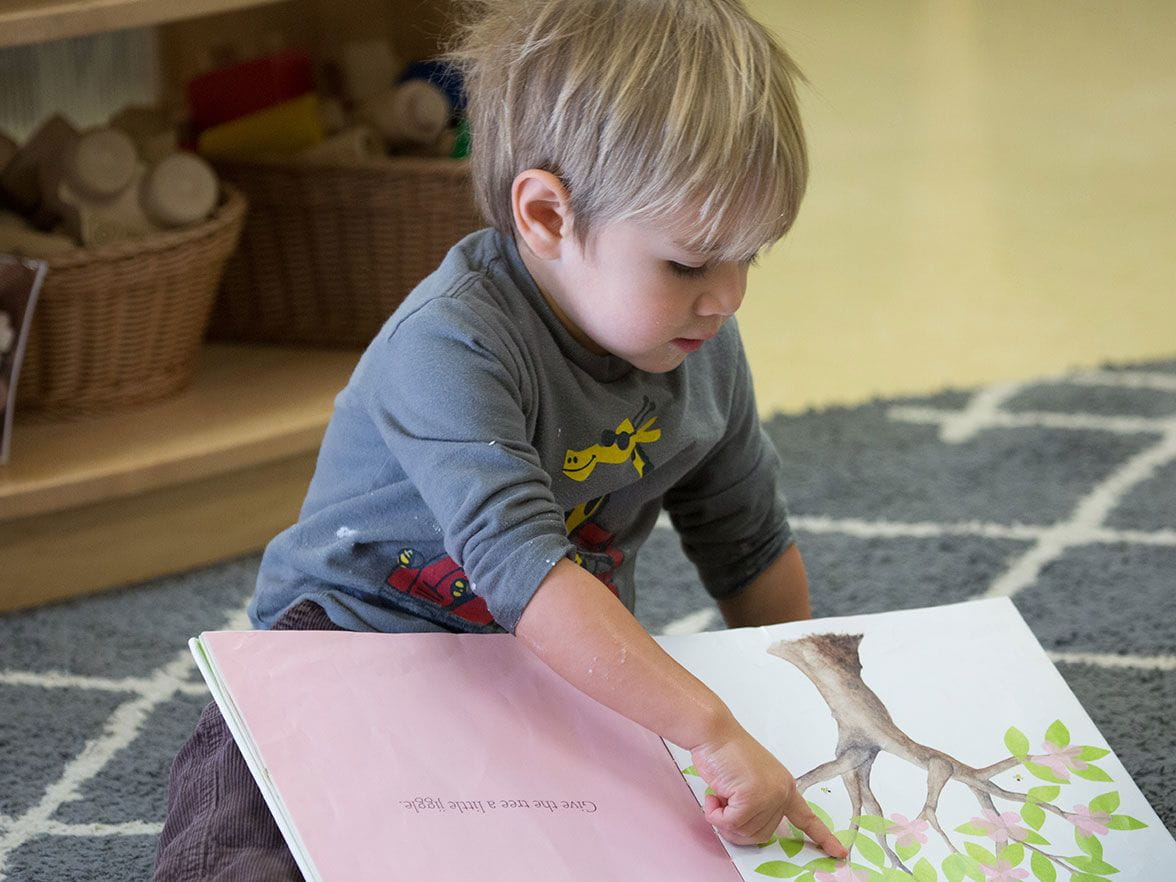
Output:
[742, 0, 1176, 414]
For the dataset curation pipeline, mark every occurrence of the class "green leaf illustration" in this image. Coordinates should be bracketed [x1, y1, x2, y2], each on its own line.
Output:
[1022, 830, 1051, 846]
[803, 856, 838, 872]
[1106, 814, 1147, 830]
[1072, 764, 1114, 783]
[1088, 791, 1120, 815]
[1069, 874, 1113, 882]
[854, 814, 894, 834]
[1004, 726, 1031, 758]
[941, 854, 966, 882]
[1044, 720, 1071, 748]
[1023, 761, 1066, 784]
[942, 853, 985, 882]
[884, 869, 915, 882]
[1070, 855, 1120, 875]
[1078, 746, 1110, 761]
[779, 836, 805, 858]
[835, 829, 857, 850]
[962, 855, 986, 882]
[998, 843, 1025, 867]
[897, 840, 922, 862]
[963, 842, 996, 866]
[755, 860, 804, 878]
[1027, 785, 1061, 804]
[954, 822, 989, 836]
[906, 857, 933, 882]
[807, 801, 836, 832]
[856, 835, 886, 868]
[1021, 802, 1046, 830]
[681, 765, 699, 776]
[1030, 850, 1056, 882]
[1075, 829, 1103, 859]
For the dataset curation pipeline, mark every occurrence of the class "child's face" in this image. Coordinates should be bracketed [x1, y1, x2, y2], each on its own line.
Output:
[535, 218, 752, 374]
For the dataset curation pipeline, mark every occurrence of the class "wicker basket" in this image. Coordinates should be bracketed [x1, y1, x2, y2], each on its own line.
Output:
[17, 185, 247, 417]
[208, 156, 484, 347]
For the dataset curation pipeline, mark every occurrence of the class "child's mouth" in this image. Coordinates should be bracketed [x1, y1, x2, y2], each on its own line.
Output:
[672, 334, 714, 353]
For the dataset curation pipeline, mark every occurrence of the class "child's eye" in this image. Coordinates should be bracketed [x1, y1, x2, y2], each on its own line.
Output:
[668, 261, 708, 278]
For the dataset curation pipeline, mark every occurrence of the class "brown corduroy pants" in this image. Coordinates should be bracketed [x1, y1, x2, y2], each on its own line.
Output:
[152, 601, 344, 882]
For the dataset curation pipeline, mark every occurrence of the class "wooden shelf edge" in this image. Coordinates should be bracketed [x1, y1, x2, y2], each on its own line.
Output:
[0, 0, 291, 49]
[0, 419, 326, 522]
[0, 451, 315, 612]
[0, 343, 358, 523]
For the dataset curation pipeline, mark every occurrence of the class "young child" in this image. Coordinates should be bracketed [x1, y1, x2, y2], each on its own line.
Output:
[154, 0, 847, 877]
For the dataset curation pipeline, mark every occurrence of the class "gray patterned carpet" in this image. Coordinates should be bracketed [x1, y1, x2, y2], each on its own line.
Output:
[1, 359, 1174, 881]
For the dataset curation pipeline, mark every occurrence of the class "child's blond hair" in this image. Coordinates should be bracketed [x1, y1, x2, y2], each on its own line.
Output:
[447, 0, 808, 262]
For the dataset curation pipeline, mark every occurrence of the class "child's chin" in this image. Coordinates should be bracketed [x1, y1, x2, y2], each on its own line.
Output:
[629, 348, 688, 374]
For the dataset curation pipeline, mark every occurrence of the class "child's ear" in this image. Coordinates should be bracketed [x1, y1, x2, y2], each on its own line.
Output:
[511, 169, 573, 260]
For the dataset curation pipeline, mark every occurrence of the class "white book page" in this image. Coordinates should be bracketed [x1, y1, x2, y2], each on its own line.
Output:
[657, 599, 1176, 882]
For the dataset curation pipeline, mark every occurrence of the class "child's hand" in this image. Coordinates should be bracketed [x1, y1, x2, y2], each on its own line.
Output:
[690, 725, 846, 858]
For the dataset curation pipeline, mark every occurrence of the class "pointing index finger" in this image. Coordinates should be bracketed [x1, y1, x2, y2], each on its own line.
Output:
[781, 791, 847, 859]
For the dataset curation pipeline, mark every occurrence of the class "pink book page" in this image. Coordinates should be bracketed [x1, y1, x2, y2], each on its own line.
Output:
[202, 630, 737, 882]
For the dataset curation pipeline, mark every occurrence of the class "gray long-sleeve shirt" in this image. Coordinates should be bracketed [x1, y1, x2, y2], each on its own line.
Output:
[250, 228, 791, 634]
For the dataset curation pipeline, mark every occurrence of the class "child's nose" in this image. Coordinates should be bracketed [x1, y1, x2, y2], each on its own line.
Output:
[696, 265, 747, 316]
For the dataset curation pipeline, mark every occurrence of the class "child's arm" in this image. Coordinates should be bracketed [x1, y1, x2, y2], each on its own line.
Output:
[515, 558, 846, 857]
[716, 543, 813, 629]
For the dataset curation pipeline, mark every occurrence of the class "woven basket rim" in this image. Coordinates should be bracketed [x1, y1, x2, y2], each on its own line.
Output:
[43, 183, 248, 271]
[213, 154, 471, 177]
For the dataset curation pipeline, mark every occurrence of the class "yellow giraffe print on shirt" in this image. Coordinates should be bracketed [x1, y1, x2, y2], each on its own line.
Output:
[562, 396, 661, 482]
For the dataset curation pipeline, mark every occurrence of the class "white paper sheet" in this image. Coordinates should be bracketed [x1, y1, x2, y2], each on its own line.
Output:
[657, 598, 1176, 882]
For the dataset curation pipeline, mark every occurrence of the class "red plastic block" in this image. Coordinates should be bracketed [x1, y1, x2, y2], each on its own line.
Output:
[186, 48, 315, 132]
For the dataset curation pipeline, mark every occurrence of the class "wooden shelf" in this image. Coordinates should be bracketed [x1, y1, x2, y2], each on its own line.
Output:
[0, 344, 359, 611]
[0, 0, 451, 610]
[0, 0, 292, 48]
[1, 343, 357, 520]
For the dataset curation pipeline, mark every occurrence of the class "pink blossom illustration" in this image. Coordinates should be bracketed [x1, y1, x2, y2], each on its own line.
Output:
[1069, 803, 1112, 836]
[971, 809, 1028, 844]
[1029, 742, 1088, 780]
[887, 812, 929, 848]
[815, 864, 871, 882]
[981, 859, 1029, 881]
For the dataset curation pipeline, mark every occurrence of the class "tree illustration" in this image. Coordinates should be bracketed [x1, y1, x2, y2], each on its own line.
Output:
[719, 633, 1148, 882]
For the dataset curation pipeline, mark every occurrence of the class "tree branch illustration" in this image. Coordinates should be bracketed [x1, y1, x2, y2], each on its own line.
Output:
[766, 633, 1083, 873]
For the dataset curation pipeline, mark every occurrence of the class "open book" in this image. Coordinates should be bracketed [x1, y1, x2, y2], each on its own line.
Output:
[191, 598, 1176, 881]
